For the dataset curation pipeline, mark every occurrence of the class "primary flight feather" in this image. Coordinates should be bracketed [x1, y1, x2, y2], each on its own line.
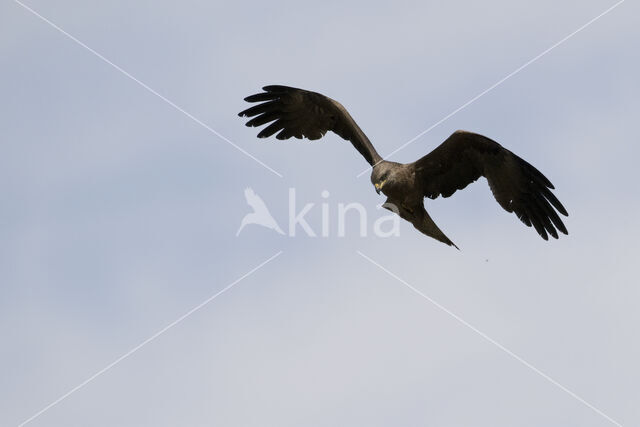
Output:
[239, 85, 568, 248]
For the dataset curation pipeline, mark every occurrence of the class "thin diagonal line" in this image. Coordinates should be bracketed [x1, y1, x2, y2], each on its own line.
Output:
[356, 0, 625, 177]
[13, 0, 283, 178]
[357, 250, 623, 427]
[17, 251, 283, 427]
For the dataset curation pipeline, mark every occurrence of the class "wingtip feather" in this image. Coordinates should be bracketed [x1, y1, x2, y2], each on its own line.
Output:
[263, 85, 290, 92]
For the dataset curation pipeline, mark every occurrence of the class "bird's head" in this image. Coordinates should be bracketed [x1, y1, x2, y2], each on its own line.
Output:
[371, 162, 397, 195]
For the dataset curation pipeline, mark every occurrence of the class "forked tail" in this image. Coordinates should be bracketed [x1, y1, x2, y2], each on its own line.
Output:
[383, 200, 459, 249]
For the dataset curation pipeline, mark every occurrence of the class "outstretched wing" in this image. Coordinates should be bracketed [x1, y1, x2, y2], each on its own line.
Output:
[238, 85, 382, 166]
[413, 130, 568, 240]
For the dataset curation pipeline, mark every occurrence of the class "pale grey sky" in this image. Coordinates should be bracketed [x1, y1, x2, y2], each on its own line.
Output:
[1, 0, 639, 426]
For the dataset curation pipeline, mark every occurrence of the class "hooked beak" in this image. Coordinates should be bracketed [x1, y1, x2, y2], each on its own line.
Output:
[374, 181, 384, 195]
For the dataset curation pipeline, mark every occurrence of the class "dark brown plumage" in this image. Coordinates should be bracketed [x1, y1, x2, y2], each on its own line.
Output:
[239, 85, 568, 248]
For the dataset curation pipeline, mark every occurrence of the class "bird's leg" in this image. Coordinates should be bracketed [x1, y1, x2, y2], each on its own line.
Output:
[401, 203, 414, 214]
[384, 199, 414, 216]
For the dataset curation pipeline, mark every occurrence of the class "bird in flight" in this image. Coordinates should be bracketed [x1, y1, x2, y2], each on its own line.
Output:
[239, 85, 568, 248]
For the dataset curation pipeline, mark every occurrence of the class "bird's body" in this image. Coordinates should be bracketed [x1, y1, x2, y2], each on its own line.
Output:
[372, 160, 458, 247]
[239, 85, 568, 248]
